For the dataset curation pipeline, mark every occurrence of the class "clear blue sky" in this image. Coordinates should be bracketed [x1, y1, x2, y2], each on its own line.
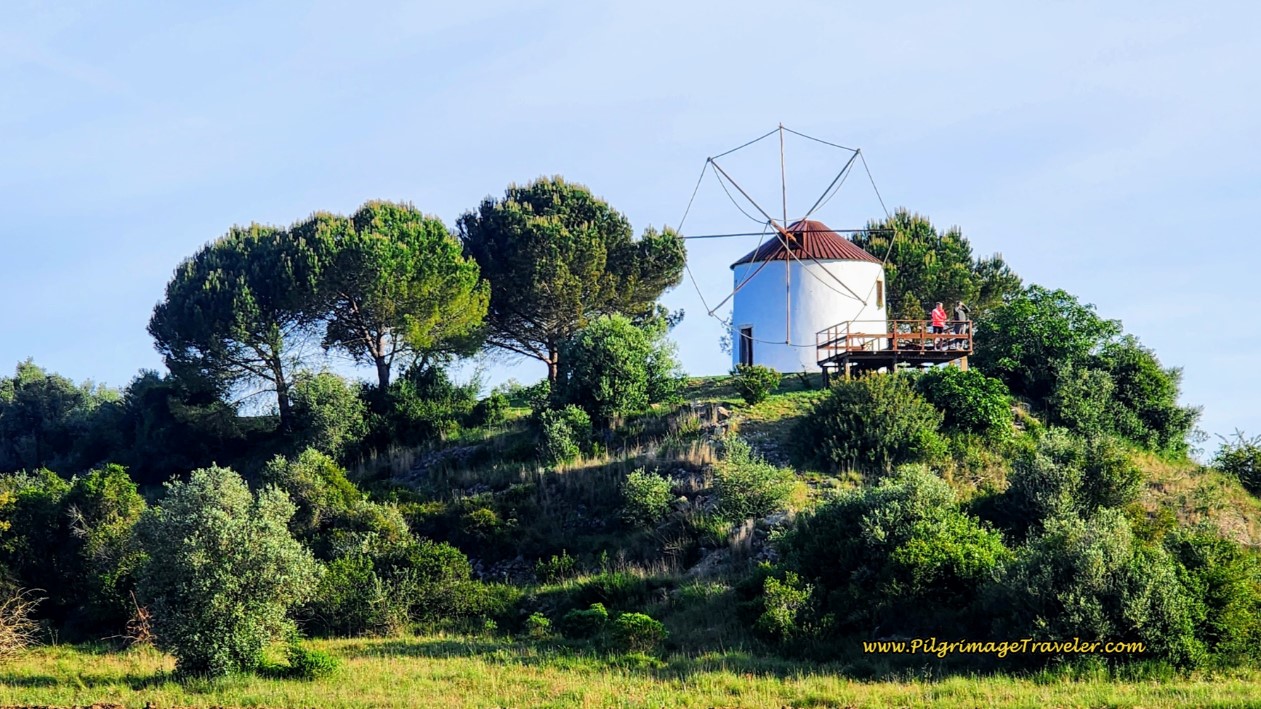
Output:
[2, 1, 1257, 444]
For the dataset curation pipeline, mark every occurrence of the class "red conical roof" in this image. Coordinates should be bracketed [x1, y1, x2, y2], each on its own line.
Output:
[729, 219, 880, 268]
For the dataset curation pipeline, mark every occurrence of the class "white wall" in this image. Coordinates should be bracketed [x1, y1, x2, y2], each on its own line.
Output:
[730, 259, 887, 373]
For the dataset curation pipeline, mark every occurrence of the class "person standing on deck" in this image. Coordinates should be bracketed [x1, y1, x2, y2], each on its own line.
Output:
[953, 301, 971, 349]
[930, 302, 947, 349]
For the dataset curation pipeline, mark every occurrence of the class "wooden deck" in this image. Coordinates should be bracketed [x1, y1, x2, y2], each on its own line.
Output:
[817, 319, 972, 380]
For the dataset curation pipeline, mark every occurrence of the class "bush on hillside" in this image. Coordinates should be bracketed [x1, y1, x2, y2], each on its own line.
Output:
[988, 509, 1203, 667]
[1212, 431, 1261, 495]
[0, 465, 146, 637]
[998, 429, 1141, 538]
[731, 364, 781, 405]
[777, 466, 1009, 636]
[289, 370, 368, 459]
[621, 468, 673, 528]
[537, 405, 591, 465]
[1165, 530, 1261, 666]
[753, 571, 813, 642]
[470, 392, 510, 427]
[554, 314, 683, 426]
[136, 465, 320, 676]
[914, 366, 1011, 435]
[370, 364, 478, 447]
[801, 373, 945, 476]
[559, 602, 610, 639]
[713, 436, 796, 522]
[609, 612, 668, 653]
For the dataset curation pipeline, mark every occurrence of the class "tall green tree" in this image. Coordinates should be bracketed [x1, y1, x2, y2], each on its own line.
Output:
[973, 285, 1122, 405]
[0, 360, 121, 473]
[298, 201, 488, 390]
[148, 224, 320, 429]
[457, 176, 686, 381]
[853, 209, 1021, 319]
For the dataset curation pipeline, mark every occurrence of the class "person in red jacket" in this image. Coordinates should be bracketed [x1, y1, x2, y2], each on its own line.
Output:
[930, 302, 947, 349]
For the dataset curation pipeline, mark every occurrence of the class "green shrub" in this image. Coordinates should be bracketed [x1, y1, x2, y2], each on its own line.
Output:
[753, 571, 812, 642]
[915, 366, 1011, 435]
[999, 429, 1141, 538]
[778, 466, 1008, 635]
[609, 612, 668, 653]
[1213, 431, 1261, 495]
[731, 364, 781, 405]
[554, 314, 683, 426]
[524, 611, 552, 639]
[290, 370, 368, 458]
[285, 642, 340, 680]
[989, 509, 1203, 667]
[135, 465, 321, 676]
[535, 550, 578, 583]
[802, 373, 945, 475]
[559, 602, 610, 639]
[261, 449, 362, 545]
[621, 468, 673, 527]
[0, 465, 146, 637]
[1165, 530, 1261, 666]
[1049, 364, 1115, 437]
[470, 392, 509, 427]
[376, 364, 478, 446]
[537, 405, 591, 465]
[713, 436, 795, 522]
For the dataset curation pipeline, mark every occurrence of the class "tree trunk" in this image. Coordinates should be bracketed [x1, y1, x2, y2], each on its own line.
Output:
[546, 345, 559, 385]
[375, 356, 391, 391]
[273, 366, 293, 431]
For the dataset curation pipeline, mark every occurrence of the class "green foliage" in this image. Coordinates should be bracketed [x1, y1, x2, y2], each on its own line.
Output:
[731, 364, 781, 405]
[112, 370, 251, 484]
[754, 571, 813, 642]
[972, 285, 1121, 405]
[555, 314, 683, 426]
[852, 209, 1021, 319]
[1214, 431, 1261, 494]
[801, 374, 945, 475]
[289, 371, 368, 459]
[0, 465, 145, 636]
[0, 359, 122, 474]
[914, 366, 1012, 435]
[536, 405, 591, 465]
[620, 468, 673, 528]
[148, 224, 319, 429]
[778, 466, 1009, 635]
[989, 509, 1203, 666]
[559, 602, 609, 640]
[609, 612, 668, 653]
[524, 611, 552, 639]
[457, 176, 686, 380]
[261, 448, 362, 546]
[712, 436, 796, 522]
[371, 364, 479, 447]
[998, 429, 1142, 538]
[1094, 337, 1199, 455]
[284, 642, 340, 680]
[470, 392, 510, 428]
[296, 201, 488, 391]
[1165, 530, 1261, 665]
[135, 465, 320, 676]
[535, 550, 579, 583]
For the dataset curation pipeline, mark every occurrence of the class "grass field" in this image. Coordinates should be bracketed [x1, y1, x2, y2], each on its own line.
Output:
[4, 635, 1261, 708]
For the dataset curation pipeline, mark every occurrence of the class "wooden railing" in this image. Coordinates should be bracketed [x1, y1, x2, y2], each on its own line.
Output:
[817, 319, 973, 360]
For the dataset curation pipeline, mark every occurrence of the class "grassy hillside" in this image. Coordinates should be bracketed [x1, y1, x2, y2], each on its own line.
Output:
[5, 637, 1261, 709]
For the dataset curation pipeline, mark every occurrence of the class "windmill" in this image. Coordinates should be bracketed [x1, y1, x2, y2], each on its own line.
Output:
[675, 125, 970, 378]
